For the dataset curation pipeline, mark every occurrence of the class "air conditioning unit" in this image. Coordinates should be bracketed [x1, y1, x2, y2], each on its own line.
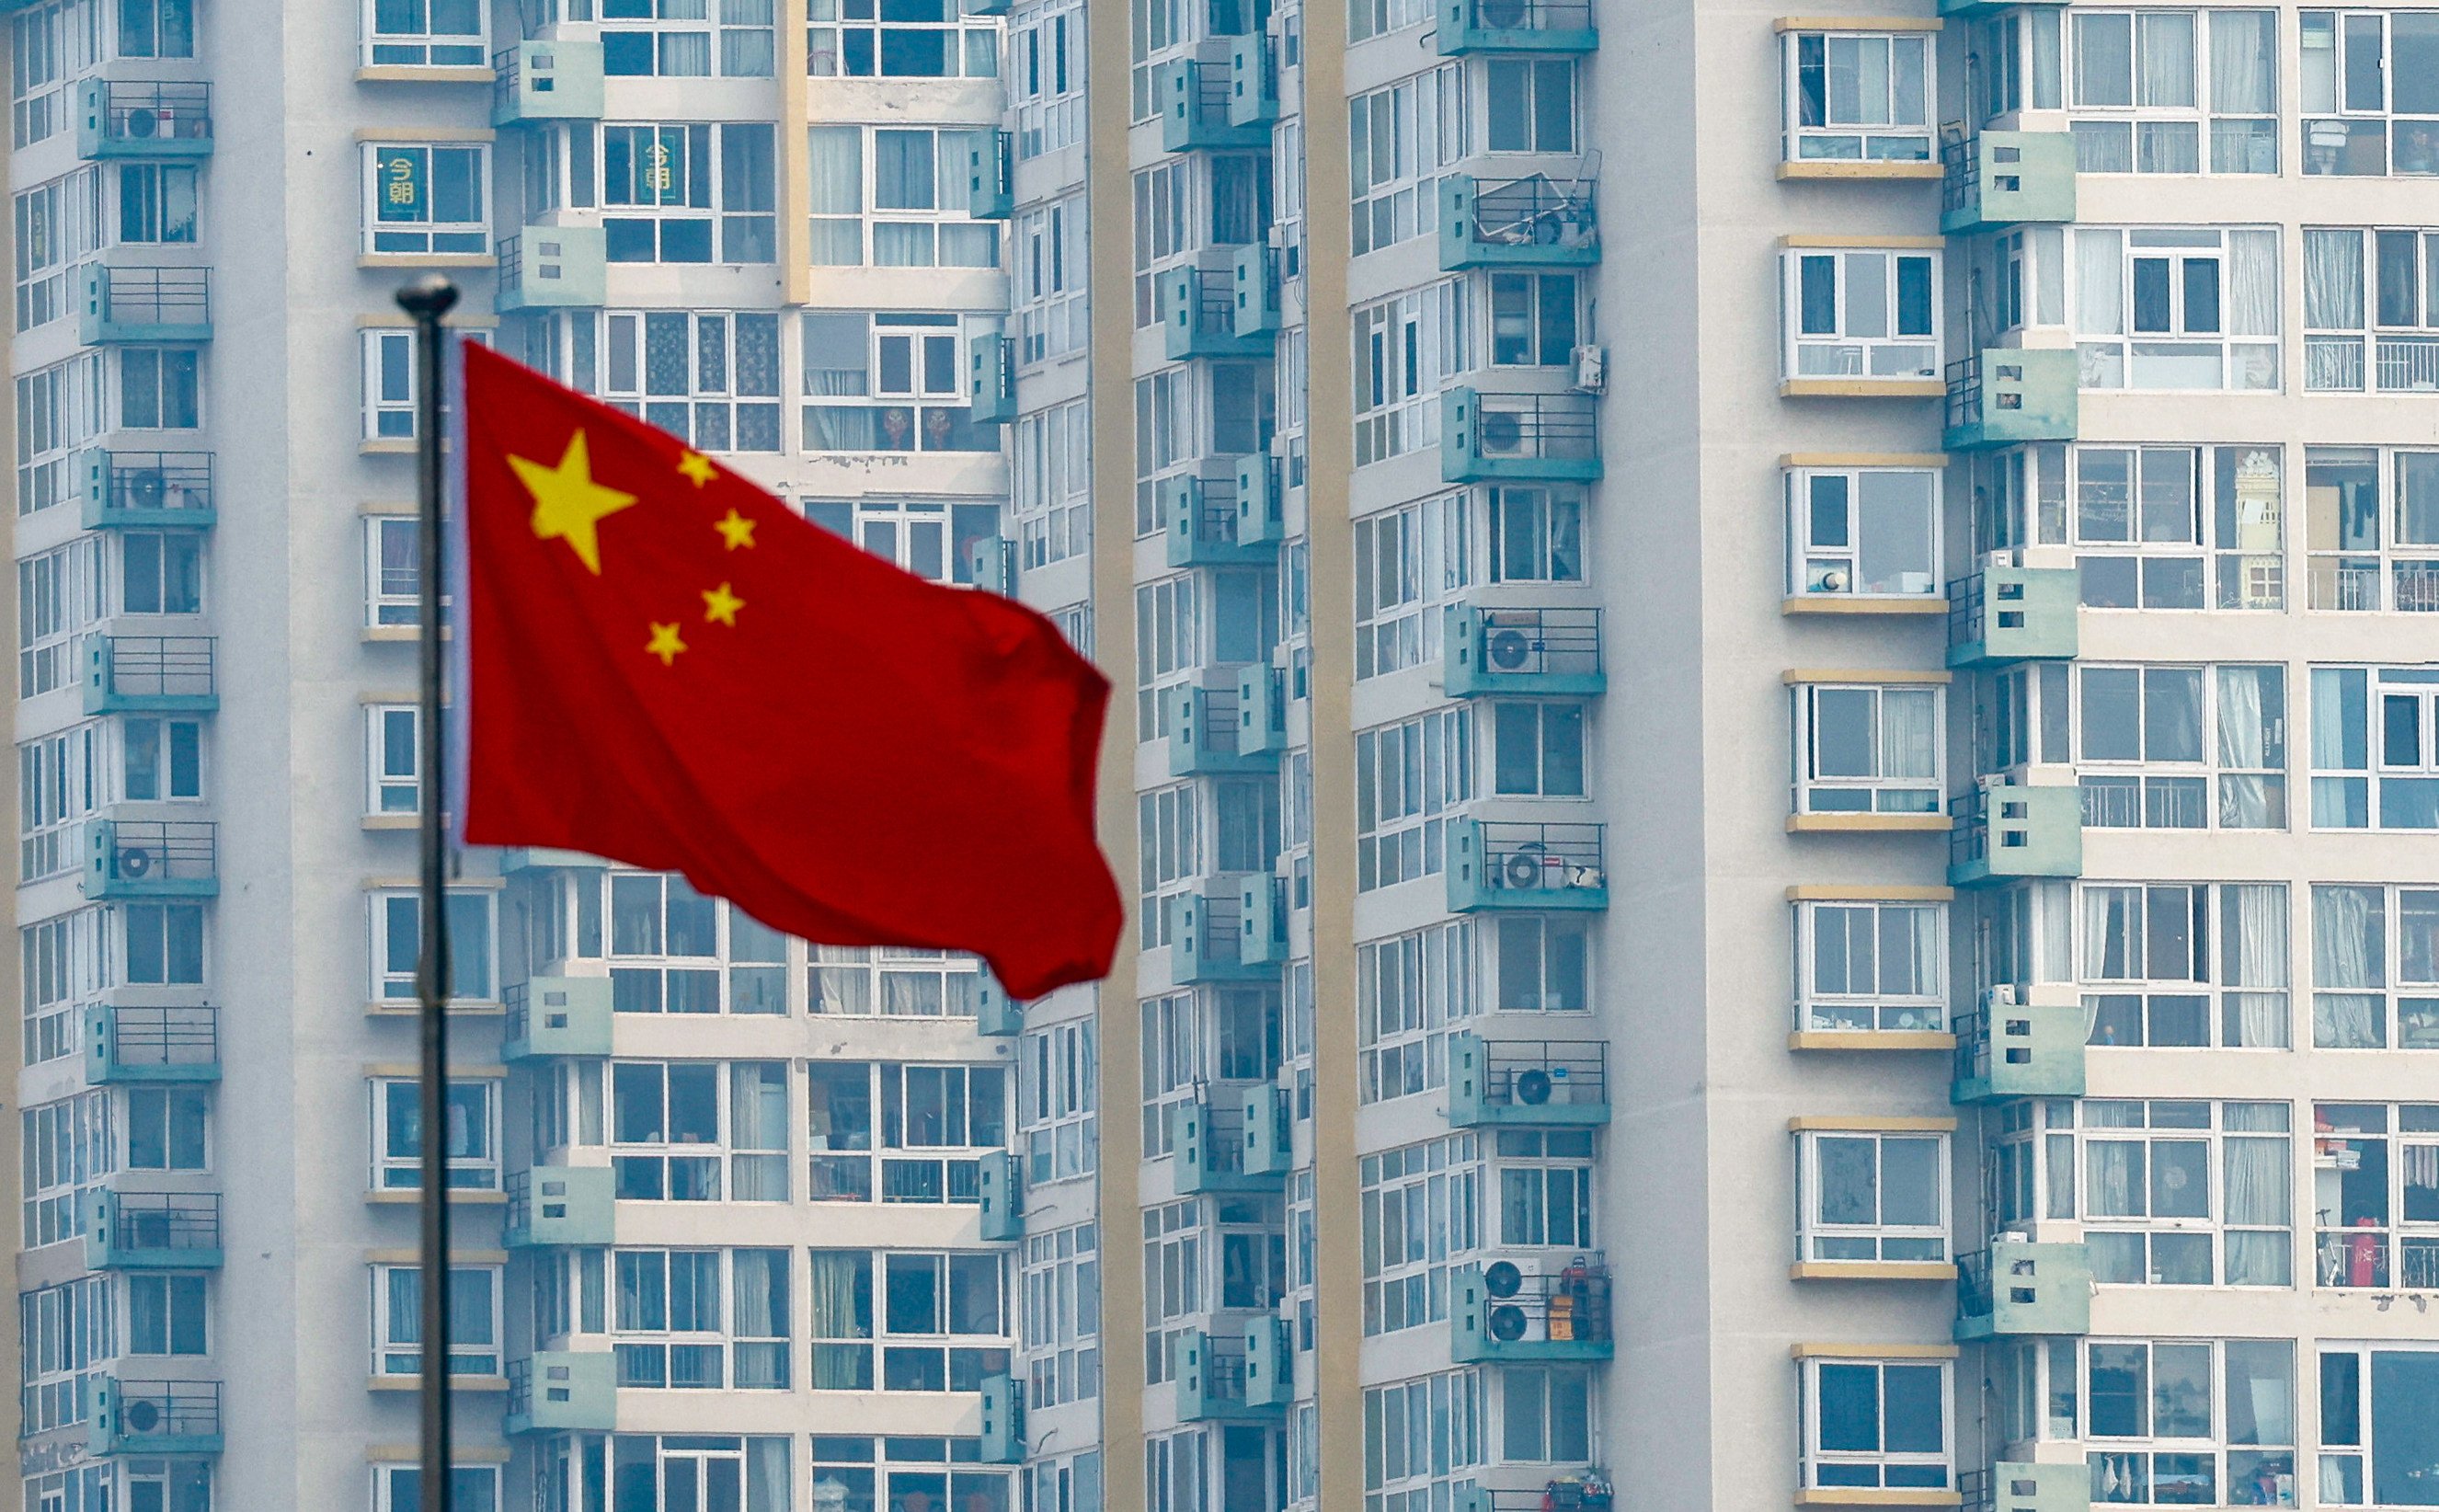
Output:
[1479, 1255, 1546, 1342]
[122, 109, 165, 139]
[1475, 410, 1526, 457]
[1570, 344, 1607, 395]
[127, 468, 169, 509]
[116, 846, 156, 879]
[1815, 567, 1851, 593]
[1982, 984, 2020, 1013]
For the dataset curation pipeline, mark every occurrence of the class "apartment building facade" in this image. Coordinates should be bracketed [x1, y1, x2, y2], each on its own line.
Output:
[7, 0, 2439, 1510]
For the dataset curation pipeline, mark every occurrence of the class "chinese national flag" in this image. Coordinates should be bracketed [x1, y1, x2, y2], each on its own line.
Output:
[458, 344, 1120, 1000]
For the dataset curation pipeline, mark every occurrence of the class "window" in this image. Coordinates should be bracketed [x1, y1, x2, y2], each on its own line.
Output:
[115, 0, 192, 56]
[600, 1437, 796, 1512]
[2083, 1338, 2296, 1505]
[1020, 1018, 1097, 1186]
[116, 347, 200, 429]
[2067, 663, 2286, 830]
[2302, 448, 2439, 612]
[603, 872, 787, 1014]
[115, 529, 200, 615]
[1348, 0, 1429, 45]
[121, 716, 201, 803]
[1357, 706, 1473, 890]
[586, 310, 783, 452]
[1011, 0, 1083, 157]
[1485, 486, 1585, 583]
[1485, 914, 1589, 1014]
[1354, 280, 1469, 465]
[1013, 196, 1085, 361]
[20, 1277, 107, 1434]
[2309, 886, 2439, 1049]
[17, 352, 106, 516]
[601, 122, 777, 264]
[2074, 881, 2290, 1049]
[2307, 666, 2439, 829]
[18, 725, 97, 882]
[2319, 1344, 2439, 1505]
[1354, 494, 1470, 679]
[1782, 246, 1940, 380]
[800, 311, 999, 452]
[805, 1438, 1005, 1512]
[1349, 66, 1465, 258]
[1795, 899, 1946, 1034]
[604, 1060, 788, 1200]
[364, 143, 487, 256]
[2301, 9, 2439, 177]
[807, 944, 990, 1017]
[807, 125, 1001, 268]
[1782, 30, 1932, 162]
[119, 163, 198, 244]
[19, 537, 100, 694]
[1359, 1134, 1480, 1336]
[809, 0, 998, 77]
[1358, 922, 1476, 1104]
[1493, 1128, 1594, 1249]
[371, 1077, 499, 1190]
[2302, 227, 2439, 392]
[374, 1466, 501, 1512]
[1024, 1223, 1101, 1409]
[366, 704, 418, 816]
[1789, 682, 1942, 815]
[14, 167, 100, 331]
[1484, 57, 1574, 154]
[807, 1248, 1011, 1392]
[372, 1264, 502, 1376]
[806, 1060, 1008, 1204]
[1133, 572, 1199, 734]
[2312, 1105, 2439, 1290]
[802, 498, 1002, 584]
[1500, 1366, 1593, 1463]
[2061, 10, 2277, 174]
[1488, 702, 1586, 797]
[1796, 1129, 1947, 1264]
[2014, 443, 2289, 611]
[1801, 1355, 1951, 1489]
[121, 901, 204, 985]
[370, 888, 498, 1002]
[126, 1273, 206, 1357]
[368, 0, 485, 65]
[365, 515, 422, 626]
[124, 1086, 207, 1171]
[1135, 785, 1199, 950]
[612, 1248, 790, 1389]
[11, 0, 99, 150]
[1365, 1371, 1485, 1512]
[603, 0, 776, 76]
[1486, 271, 1577, 369]
[1785, 467, 1940, 600]
[1013, 397, 1092, 569]
[2070, 226, 2281, 391]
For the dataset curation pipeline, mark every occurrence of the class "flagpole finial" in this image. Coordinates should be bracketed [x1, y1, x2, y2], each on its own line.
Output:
[395, 274, 460, 321]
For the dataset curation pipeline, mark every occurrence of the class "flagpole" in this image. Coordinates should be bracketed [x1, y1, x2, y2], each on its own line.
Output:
[395, 273, 461, 1512]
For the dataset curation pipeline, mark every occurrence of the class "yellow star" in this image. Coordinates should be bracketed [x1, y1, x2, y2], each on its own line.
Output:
[645, 622, 687, 666]
[701, 582, 743, 627]
[715, 509, 757, 550]
[509, 430, 637, 576]
[677, 450, 717, 488]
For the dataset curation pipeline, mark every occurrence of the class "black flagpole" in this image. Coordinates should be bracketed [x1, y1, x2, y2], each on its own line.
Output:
[395, 272, 460, 1512]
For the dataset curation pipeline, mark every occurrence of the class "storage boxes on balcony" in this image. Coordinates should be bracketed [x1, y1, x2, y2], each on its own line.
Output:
[970, 331, 1019, 425]
[979, 1374, 1025, 1462]
[1448, 819, 1608, 913]
[1227, 35, 1279, 125]
[1175, 1328, 1288, 1421]
[1440, 174, 1598, 270]
[1162, 266, 1274, 359]
[968, 130, 1015, 219]
[1172, 1095, 1277, 1193]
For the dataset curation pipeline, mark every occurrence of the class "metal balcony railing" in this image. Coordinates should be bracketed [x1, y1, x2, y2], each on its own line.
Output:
[98, 820, 216, 884]
[1955, 1248, 1998, 1320]
[1479, 1255, 1613, 1343]
[1950, 1009, 1993, 1089]
[1175, 60, 1233, 131]
[1943, 354, 1985, 432]
[1940, 135, 1979, 217]
[97, 635, 216, 699]
[1471, 1038, 1607, 1108]
[498, 233, 532, 304]
[1452, 0, 1594, 30]
[101, 1005, 218, 1071]
[1176, 477, 1244, 548]
[1466, 394, 1599, 462]
[109, 1380, 219, 1437]
[1174, 266, 1237, 338]
[1947, 787, 1996, 872]
[97, 452, 212, 515]
[97, 82, 212, 143]
[1189, 687, 1247, 757]
[1475, 821, 1605, 892]
[94, 267, 208, 326]
[1472, 606, 1601, 679]
[1463, 174, 1597, 253]
[109, 1192, 221, 1254]
[1192, 1340, 1253, 1403]
[1466, 1480, 1614, 1512]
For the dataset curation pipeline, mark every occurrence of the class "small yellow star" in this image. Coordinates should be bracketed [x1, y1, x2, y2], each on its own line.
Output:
[645, 622, 687, 666]
[509, 430, 637, 576]
[701, 582, 743, 626]
[677, 450, 717, 488]
[715, 509, 757, 550]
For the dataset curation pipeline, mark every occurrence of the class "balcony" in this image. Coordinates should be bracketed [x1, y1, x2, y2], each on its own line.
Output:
[1160, 60, 1267, 151]
[1231, 244, 1283, 337]
[1450, 1257, 1613, 1362]
[1960, 1463, 2088, 1512]
[86, 1191, 222, 1270]
[1448, 819, 1608, 913]
[77, 450, 213, 530]
[86, 819, 217, 899]
[78, 82, 212, 159]
[85, 634, 217, 714]
[505, 1166, 615, 1248]
[1227, 35, 1279, 125]
[1948, 781, 2081, 888]
[1437, 0, 1595, 52]
[1236, 662, 1288, 756]
[1242, 1082, 1291, 1174]
[979, 1374, 1025, 1463]
[90, 1380, 222, 1457]
[1162, 474, 1273, 567]
[1234, 453, 1288, 544]
[975, 973, 1023, 1036]
[491, 40, 604, 123]
[968, 130, 1014, 219]
[1444, 605, 1604, 696]
[86, 1004, 219, 1084]
[1172, 1095, 1277, 1194]
[1955, 1242, 2092, 1341]
[507, 1352, 616, 1435]
[1175, 1330, 1288, 1421]
[1439, 174, 1598, 270]
[1942, 349, 2078, 451]
[1941, 132, 2076, 235]
[498, 226, 607, 312]
[1168, 685, 1281, 776]
[1162, 266, 1272, 359]
[79, 267, 209, 344]
[1172, 889, 1279, 984]
[978, 1150, 1024, 1241]
[968, 536, 1016, 597]
[1442, 390, 1600, 483]
[1947, 566, 2078, 668]
[1951, 991, 2086, 1103]
[503, 976, 614, 1060]
[1449, 1035, 1609, 1128]
[970, 332, 1018, 425]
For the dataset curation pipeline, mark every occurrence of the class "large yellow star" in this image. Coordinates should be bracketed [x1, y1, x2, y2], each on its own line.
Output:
[701, 582, 743, 626]
[677, 450, 717, 488]
[646, 622, 687, 666]
[510, 430, 637, 575]
[715, 509, 757, 550]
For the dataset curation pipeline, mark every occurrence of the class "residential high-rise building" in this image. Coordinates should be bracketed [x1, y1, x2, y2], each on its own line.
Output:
[7, 0, 2439, 1510]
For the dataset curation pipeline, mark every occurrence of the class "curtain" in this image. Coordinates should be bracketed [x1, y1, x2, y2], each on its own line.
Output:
[807, 126, 864, 266]
[2229, 230, 2280, 337]
[452, 1267, 496, 1350]
[2139, 12, 2196, 107]
[1879, 689, 1937, 781]
[2224, 1138, 2291, 1242]
[2314, 669, 2364, 772]
[2216, 667, 2280, 828]
[2314, 885, 2385, 1048]
[2306, 229, 2365, 329]
[2085, 885, 2138, 980]
[747, 1438, 791, 1512]
[2226, 883, 2292, 1048]
[2076, 229, 2124, 334]
[2209, 9, 2274, 112]
[2085, 1140, 2141, 1218]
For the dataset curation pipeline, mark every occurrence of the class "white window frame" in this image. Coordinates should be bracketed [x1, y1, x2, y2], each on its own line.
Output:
[2308, 886, 2439, 1051]
[363, 0, 489, 67]
[1489, 1128, 1597, 1251]
[1356, 706, 1475, 890]
[361, 142, 490, 257]
[1799, 1355, 1953, 1491]
[807, 123, 1002, 270]
[365, 515, 421, 627]
[1357, 1134, 1481, 1337]
[2075, 881, 2292, 1051]
[1348, 65, 1466, 258]
[2060, 8, 2280, 176]
[2079, 1337, 2297, 1504]
[1355, 492, 1471, 680]
[369, 888, 499, 1003]
[2301, 226, 2439, 392]
[371, 1262, 504, 1377]
[2316, 1339, 2439, 1504]
[366, 704, 419, 817]
[2309, 666, 2439, 830]
[1357, 922, 1478, 1105]
[1021, 1222, 1102, 1409]
[1784, 466, 1941, 601]
[1788, 682, 1945, 816]
[1354, 280, 1469, 465]
[2301, 8, 2439, 179]
[1483, 485, 1586, 585]
[373, 1465, 504, 1512]
[2068, 225, 2282, 393]
[2308, 1105, 2439, 1289]
[1795, 1129, 1950, 1264]
[2035, 441, 2288, 612]
[370, 1075, 501, 1191]
[808, 0, 1001, 80]
[608, 1058, 791, 1201]
[2067, 662, 2288, 832]
[1019, 1019, 1098, 1186]
[1781, 29, 1934, 164]
[1793, 899, 1947, 1034]
[1781, 246, 1941, 382]
[601, 0, 777, 79]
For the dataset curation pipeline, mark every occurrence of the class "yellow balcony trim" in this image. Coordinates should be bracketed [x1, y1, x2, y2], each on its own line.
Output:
[1782, 597, 1948, 616]
[1789, 1115, 1959, 1133]
[1786, 884, 1955, 901]
[1790, 1261, 1959, 1281]
[1788, 1031, 1958, 1053]
[364, 1061, 507, 1078]
[1787, 813, 1953, 834]
[361, 438, 418, 455]
[355, 65, 498, 85]
[1781, 452, 1950, 468]
[1783, 668, 1952, 685]
[1777, 161, 1944, 181]
[355, 125, 498, 143]
[370, 1375, 509, 1392]
[357, 253, 500, 271]
[1795, 1491, 1964, 1508]
[1775, 16, 1943, 32]
[1781, 234, 1948, 250]
[363, 814, 419, 831]
[363, 1247, 510, 1264]
[363, 624, 455, 643]
[371, 1444, 515, 1464]
[366, 1000, 508, 1018]
[1792, 1341, 1962, 1360]
[366, 1189, 509, 1205]
[1781, 378, 1949, 399]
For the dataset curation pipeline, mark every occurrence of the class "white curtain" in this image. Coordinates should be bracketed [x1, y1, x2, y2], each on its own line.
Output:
[2226, 883, 2293, 1048]
[2223, 1133, 2292, 1286]
[2305, 229, 2365, 329]
[1879, 688, 1937, 780]
[2084, 885, 2139, 980]
[747, 1438, 791, 1512]
[2076, 229, 2125, 334]
[2036, 880, 2074, 983]
[806, 126, 864, 266]
[2229, 229, 2281, 337]
[2313, 884, 2385, 1048]
[2209, 8, 2274, 112]
[2216, 667, 2283, 829]
[2085, 1139, 2141, 1217]
[2139, 13, 2197, 107]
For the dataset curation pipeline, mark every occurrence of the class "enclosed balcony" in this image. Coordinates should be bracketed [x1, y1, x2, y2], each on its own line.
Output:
[1955, 1242, 2091, 1341]
[1947, 566, 2078, 668]
[77, 450, 213, 530]
[1175, 1330, 1288, 1421]
[1172, 1095, 1277, 1194]
[498, 227, 607, 312]
[968, 130, 1015, 219]
[1941, 132, 2076, 235]
[1449, 1034, 1609, 1128]
[90, 1380, 222, 1457]
[970, 332, 1018, 425]
[1450, 1257, 1613, 1363]
[978, 1150, 1024, 1241]
[1162, 474, 1273, 567]
[86, 1004, 219, 1084]
[979, 1374, 1025, 1463]
[86, 1191, 222, 1271]
[1948, 782, 2081, 888]
[507, 1352, 616, 1435]
[491, 40, 604, 123]
[503, 976, 614, 1060]
[86, 819, 217, 899]
[80, 267, 209, 344]
[1442, 390, 1600, 483]
[1942, 349, 2078, 451]
[1951, 991, 2086, 1103]
[1439, 174, 1598, 270]
[1160, 60, 1268, 151]
[1162, 266, 1272, 359]
[1168, 685, 1282, 776]
[1227, 35, 1278, 125]
[1961, 1463, 2089, 1512]
[79, 82, 212, 159]
[505, 1166, 615, 1248]
[1448, 819, 1607, 913]
[1231, 244, 1283, 337]
[85, 634, 217, 714]
[1444, 604, 1604, 696]
[1437, 0, 1595, 52]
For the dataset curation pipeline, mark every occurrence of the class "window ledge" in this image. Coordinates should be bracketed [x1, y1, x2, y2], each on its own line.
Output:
[362, 625, 453, 642]
[1788, 1030, 1956, 1052]
[1781, 378, 1946, 399]
[356, 65, 496, 84]
[1790, 1261, 1958, 1282]
[1795, 1492, 1963, 1508]
[357, 253, 498, 270]
[1787, 813, 1952, 833]
[363, 814, 420, 830]
[1777, 161, 1943, 181]
[371, 1374, 509, 1392]
[1782, 597, 1948, 616]
[361, 438, 419, 456]
[366, 1189, 509, 1205]
[364, 1000, 506, 1018]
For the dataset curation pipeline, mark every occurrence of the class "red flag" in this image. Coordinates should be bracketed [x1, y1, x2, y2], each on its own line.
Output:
[457, 344, 1119, 1000]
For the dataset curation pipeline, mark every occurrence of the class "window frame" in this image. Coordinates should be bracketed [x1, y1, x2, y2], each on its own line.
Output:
[1793, 898, 1948, 1034]
[1781, 29, 1935, 164]
[1800, 1355, 1953, 1490]
[363, 0, 488, 67]
[1788, 681, 1945, 816]
[370, 1262, 504, 1377]
[1781, 246, 1942, 383]
[1784, 465, 1941, 601]
[369, 1075, 501, 1191]
[361, 142, 490, 257]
